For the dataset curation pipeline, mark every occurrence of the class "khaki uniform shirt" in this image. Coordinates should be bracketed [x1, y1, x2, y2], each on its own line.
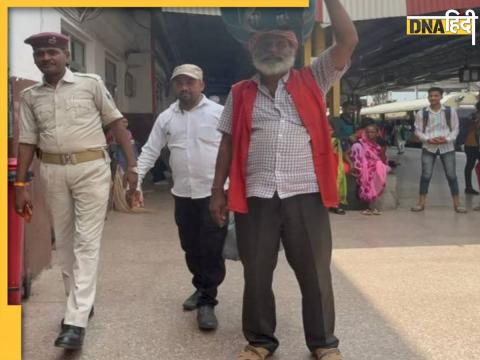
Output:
[19, 68, 123, 153]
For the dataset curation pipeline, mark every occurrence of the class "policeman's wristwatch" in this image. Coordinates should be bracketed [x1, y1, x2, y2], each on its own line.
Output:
[128, 166, 139, 174]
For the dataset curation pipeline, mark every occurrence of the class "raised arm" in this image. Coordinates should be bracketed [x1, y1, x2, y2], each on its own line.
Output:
[325, 0, 359, 70]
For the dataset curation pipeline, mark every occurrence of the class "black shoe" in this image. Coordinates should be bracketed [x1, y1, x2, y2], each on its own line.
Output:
[197, 305, 218, 331]
[329, 207, 346, 215]
[465, 188, 480, 195]
[60, 306, 94, 328]
[54, 325, 85, 350]
[183, 291, 200, 311]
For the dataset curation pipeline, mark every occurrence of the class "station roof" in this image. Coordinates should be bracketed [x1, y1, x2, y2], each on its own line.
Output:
[156, 3, 480, 97]
[162, 1, 480, 21]
[156, 11, 254, 95]
[317, 0, 480, 22]
[341, 12, 480, 96]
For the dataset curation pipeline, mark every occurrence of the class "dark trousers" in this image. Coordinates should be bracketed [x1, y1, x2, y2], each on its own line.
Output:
[174, 195, 227, 306]
[464, 146, 480, 190]
[235, 193, 339, 353]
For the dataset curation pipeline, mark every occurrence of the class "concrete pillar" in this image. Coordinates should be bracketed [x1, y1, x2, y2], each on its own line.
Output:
[303, 37, 312, 66]
[331, 79, 341, 117]
[312, 23, 326, 56]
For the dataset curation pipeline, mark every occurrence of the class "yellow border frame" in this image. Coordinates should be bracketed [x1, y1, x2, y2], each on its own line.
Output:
[1, 1, 307, 359]
[0, 5, 21, 360]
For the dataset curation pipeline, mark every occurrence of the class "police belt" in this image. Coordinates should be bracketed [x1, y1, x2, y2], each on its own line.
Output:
[39, 149, 105, 165]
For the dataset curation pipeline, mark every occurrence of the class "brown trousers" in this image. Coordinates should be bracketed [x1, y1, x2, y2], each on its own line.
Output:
[235, 193, 339, 353]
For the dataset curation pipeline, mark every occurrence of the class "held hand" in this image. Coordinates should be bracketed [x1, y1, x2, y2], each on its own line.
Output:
[436, 136, 447, 144]
[126, 171, 138, 193]
[15, 187, 33, 220]
[23, 203, 33, 222]
[126, 189, 143, 208]
[132, 190, 144, 208]
[209, 189, 228, 227]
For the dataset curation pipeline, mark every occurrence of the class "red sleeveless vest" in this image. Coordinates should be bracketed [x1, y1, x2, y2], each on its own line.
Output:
[229, 67, 339, 213]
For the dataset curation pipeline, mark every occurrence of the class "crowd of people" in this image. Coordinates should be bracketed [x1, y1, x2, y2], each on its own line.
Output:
[12, 0, 479, 358]
[328, 90, 480, 216]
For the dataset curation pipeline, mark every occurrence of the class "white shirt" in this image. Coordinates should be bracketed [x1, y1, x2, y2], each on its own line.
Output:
[414, 105, 459, 154]
[137, 95, 223, 199]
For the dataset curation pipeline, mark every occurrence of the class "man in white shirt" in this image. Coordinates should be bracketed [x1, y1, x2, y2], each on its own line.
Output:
[134, 64, 227, 330]
[411, 87, 466, 213]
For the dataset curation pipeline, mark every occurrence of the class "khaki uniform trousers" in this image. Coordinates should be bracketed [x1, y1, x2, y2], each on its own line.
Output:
[40, 157, 111, 328]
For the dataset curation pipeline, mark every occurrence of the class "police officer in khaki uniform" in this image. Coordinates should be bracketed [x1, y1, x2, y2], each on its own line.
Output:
[15, 32, 138, 350]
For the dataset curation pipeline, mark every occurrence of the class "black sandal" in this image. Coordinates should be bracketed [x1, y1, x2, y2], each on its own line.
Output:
[330, 208, 346, 215]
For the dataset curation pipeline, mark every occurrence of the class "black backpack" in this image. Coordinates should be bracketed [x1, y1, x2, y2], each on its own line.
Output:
[422, 106, 451, 132]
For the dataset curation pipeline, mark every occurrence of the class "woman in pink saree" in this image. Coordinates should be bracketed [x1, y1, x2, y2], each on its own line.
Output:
[349, 124, 390, 215]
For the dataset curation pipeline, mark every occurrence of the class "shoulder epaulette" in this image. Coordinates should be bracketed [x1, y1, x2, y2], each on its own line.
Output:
[74, 73, 102, 81]
[20, 82, 42, 94]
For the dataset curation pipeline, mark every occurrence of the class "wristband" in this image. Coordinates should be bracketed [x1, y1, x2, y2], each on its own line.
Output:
[14, 181, 30, 187]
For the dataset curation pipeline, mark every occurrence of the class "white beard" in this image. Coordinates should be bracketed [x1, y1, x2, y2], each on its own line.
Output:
[252, 54, 296, 76]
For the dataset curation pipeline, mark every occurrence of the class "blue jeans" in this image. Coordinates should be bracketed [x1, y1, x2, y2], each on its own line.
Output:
[419, 149, 459, 196]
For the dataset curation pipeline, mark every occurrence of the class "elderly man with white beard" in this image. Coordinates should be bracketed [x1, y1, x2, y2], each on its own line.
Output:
[210, 1, 358, 359]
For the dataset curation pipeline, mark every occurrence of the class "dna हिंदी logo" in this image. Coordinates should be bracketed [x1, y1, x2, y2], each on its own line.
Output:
[406, 9, 478, 46]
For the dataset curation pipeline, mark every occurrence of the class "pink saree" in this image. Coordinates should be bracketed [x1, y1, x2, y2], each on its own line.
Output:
[349, 136, 390, 202]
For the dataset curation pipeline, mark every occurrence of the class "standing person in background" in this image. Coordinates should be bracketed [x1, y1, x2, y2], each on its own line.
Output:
[464, 101, 480, 195]
[394, 120, 406, 155]
[16, 32, 138, 350]
[334, 101, 357, 152]
[469, 101, 480, 211]
[350, 124, 390, 215]
[411, 87, 466, 213]
[329, 136, 351, 215]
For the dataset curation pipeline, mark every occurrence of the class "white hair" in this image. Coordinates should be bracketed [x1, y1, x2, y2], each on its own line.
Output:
[252, 53, 296, 76]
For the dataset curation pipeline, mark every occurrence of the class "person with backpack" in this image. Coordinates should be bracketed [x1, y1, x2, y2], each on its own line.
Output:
[463, 101, 480, 195]
[411, 87, 466, 213]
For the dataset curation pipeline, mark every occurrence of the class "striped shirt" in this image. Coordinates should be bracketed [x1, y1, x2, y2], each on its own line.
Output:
[218, 47, 349, 199]
[414, 106, 459, 154]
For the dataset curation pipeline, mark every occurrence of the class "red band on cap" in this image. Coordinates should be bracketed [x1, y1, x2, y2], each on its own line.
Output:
[24, 32, 69, 49]
[248, 30, 299, 52]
